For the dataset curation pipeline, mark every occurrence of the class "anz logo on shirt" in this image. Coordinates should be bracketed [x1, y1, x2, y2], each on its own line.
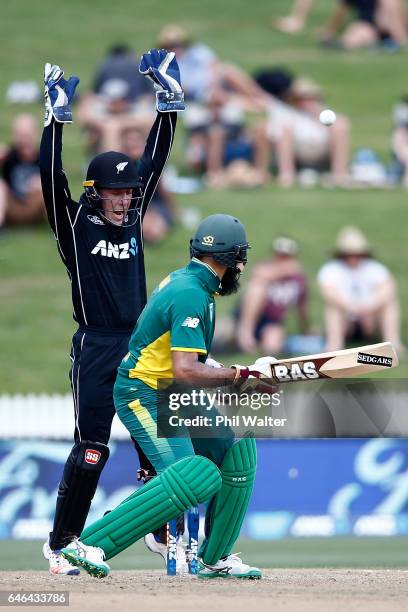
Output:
[91, 237, 138, 259]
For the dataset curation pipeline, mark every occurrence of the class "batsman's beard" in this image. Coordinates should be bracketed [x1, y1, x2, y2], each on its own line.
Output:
[218, 266, 241, 296]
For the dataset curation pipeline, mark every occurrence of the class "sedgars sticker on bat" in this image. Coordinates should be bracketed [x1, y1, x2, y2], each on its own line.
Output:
[269, 342, 398, 384]
[357, 352, 393, 367]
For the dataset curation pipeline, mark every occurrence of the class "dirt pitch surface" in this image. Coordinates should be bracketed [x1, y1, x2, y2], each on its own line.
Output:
[2, 569, 408, 612]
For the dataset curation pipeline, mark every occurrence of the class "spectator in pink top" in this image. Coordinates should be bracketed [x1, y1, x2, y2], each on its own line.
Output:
[237, 237, 309, 354]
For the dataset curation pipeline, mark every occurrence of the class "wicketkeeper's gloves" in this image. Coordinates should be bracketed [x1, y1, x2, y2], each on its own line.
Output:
[44, 63, 80, 127]
[139, 48, 185, 113]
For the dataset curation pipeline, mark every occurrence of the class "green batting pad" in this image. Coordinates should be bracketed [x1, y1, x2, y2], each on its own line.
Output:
[81, 455, 221, 559]
[200, 434, 257, 565]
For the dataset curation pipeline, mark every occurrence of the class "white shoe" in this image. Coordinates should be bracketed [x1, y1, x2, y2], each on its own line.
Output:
[61, 538, 109, 578]
[42, 539, 80, 576]
[144, 532, 189, 574]
[144, 532, 167, 563]
[198, 553, 262, 579]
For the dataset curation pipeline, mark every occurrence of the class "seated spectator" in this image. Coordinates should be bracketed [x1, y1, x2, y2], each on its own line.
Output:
[204, 110, 270, 189]
[78, 78, 155, 156]
[120, 125, 176, 244]
[0, 114, 45, 229]
[318, 226, 404, 352]
[157, 25, 267, 179]
[320, 0, 408, 50]
[258, 74, 350, 187]
[78, 45, 154, 156]
[237, 237, 309, 354]
[273, 0, 408, 49]
[390, 96, 408, 187]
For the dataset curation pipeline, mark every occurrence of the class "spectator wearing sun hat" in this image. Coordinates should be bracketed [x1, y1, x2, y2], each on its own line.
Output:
[318, 226, 404, 352]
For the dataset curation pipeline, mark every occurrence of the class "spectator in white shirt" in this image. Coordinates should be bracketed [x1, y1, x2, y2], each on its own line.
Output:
[318, 226, 404, 352]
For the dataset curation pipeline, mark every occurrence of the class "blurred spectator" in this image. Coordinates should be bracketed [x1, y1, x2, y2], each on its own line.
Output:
[157, 25, 265, 109]
[390, 96, 408, 188]
[157, 25, 267, 181]
[120, 125, 176, 244]
[0, 114, 44, 229]
[258, 74, 350, 186]
[318, 226, 404, 352]
[273, 0, 408, 49]
[78, 79, 154, 155]
[237, 237, 309, 354]
[320, 0, 408, 50]
[78, 45, 154, 156]
[93, 44, 152, 102]
[204, 115, 270, 189]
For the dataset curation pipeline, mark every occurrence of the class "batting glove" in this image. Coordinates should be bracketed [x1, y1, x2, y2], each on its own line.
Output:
[231, 356, 277, 381]
[205, 357, 224, 368]
[44, 63, 80, 127]
[230, 357, 279, 394]
[139, 48, 185, 113]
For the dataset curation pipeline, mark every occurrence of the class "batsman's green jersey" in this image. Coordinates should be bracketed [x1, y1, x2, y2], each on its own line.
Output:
[117, 257, 219, 389]
[113, 258, 231, 474]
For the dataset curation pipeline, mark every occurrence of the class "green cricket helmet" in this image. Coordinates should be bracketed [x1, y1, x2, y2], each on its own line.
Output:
[190, 214, 250, 268]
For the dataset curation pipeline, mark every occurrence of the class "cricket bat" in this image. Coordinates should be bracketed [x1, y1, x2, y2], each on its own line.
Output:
[260, 342, 398, 384]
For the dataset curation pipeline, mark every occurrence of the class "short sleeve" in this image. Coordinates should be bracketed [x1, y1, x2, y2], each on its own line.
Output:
[170, 290, 207, 354]
[317, 261, 341, 287]
[366, 260, 390, 284]
[192, 44, 216, 63]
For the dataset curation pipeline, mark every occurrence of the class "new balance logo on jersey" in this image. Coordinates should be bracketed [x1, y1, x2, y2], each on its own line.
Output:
[116, 161, 128, 174]
[182, 317, 200, 328]
[91, 237, 138, 259]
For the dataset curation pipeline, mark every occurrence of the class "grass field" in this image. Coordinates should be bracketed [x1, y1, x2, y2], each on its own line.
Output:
[1, 1, 408, 392]
[2, 537, 408, 570]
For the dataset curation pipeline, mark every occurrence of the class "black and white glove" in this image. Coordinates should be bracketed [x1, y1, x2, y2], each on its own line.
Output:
[139, 48, 185, 112]
[44, 63, 80, 127]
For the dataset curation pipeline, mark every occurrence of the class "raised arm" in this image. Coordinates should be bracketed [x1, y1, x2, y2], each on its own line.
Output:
[40, 122, 71, 237]
[137, 49, 185, 218]
[137, 111, 177, 218]
[40, 64, 79, 244]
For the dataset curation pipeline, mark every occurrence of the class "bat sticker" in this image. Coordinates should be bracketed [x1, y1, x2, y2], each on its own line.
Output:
[357, 352, 393, 367]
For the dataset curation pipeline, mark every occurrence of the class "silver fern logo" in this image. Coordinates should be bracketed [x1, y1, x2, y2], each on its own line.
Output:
[116, 162, 128, 174]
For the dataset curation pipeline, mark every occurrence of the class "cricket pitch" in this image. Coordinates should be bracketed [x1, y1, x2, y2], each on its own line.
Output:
[2, 569, 408, 612]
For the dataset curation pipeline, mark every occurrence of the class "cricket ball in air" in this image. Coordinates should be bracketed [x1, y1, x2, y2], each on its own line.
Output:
[319, 109, 336, 126]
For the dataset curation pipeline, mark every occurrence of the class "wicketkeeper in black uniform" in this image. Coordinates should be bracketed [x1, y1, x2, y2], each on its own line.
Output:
[40, 49, 185, 575]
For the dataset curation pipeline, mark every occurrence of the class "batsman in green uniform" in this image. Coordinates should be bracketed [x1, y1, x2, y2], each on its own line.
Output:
[62, 214, 277, 579]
